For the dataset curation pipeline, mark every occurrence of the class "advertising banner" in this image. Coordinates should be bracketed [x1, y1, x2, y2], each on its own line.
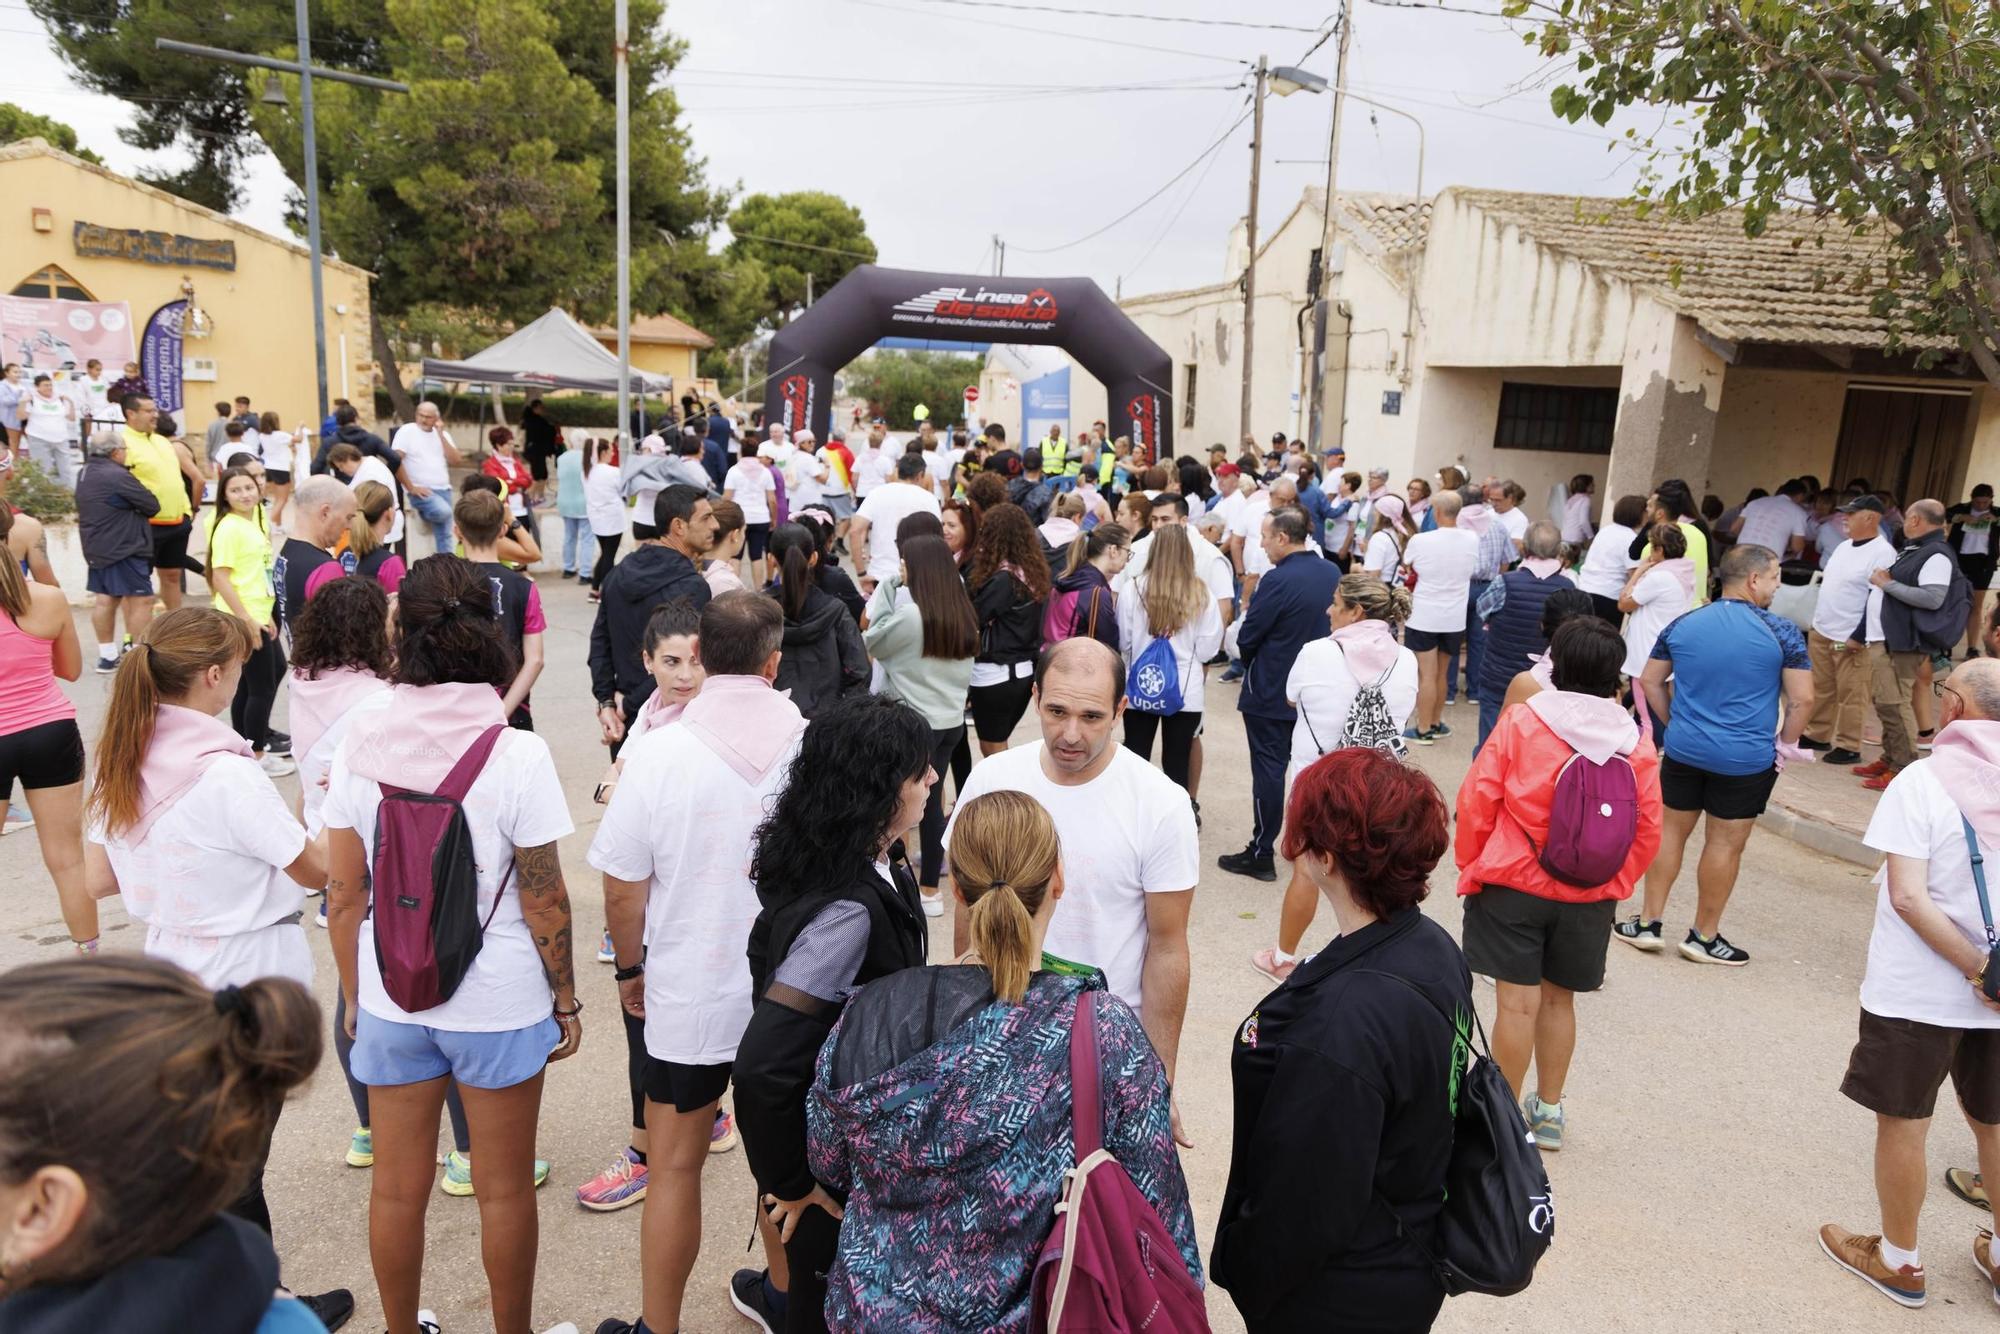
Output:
[0, 296, 136, 374]
[1022, 367, 1071, 450]
[140, 299, 189, 418]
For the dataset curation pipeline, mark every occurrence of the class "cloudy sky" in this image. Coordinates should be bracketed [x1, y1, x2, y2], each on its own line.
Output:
[6, 0, 1678, 301]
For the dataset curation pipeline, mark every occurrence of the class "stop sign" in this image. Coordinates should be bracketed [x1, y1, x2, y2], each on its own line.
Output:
[964, 385, 980, 404]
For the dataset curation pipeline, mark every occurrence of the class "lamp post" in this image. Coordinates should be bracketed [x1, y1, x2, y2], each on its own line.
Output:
[1242, 59, 1329, 443]
[615, 0, 631, 451]
[157, 19, 408, 426]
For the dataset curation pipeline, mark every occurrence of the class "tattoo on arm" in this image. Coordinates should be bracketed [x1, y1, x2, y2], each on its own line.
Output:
[516, 841, 575, 995]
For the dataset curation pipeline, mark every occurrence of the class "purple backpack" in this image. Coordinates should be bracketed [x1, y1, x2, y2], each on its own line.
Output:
[370, 724, 509, 1013]
[1030, 989, 1210, 1334]
[1532, 750, 1638, 889]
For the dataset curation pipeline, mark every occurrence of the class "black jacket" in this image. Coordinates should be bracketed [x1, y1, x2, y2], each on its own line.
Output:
[1212, 908, 1469, 1329]
[817, 563, 865, 624]
[311, 421, 402, 478]
[971, 569, 1044, 667]
[1236, 549, 1342, 720]
[587, 542, 712, 723]
[0, 1214, 285, 1334]
[1008, 475, 1054, 526]
[737, 847, 929, 1200]
[75, 455, 160, 566]
[769, 583, 870, 719]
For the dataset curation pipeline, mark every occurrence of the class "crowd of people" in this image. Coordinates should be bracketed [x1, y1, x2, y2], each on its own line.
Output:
[9, 386, 2000, 1332]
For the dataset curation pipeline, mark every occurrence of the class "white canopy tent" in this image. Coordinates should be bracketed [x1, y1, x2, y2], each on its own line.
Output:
[420, 307, 672, 395]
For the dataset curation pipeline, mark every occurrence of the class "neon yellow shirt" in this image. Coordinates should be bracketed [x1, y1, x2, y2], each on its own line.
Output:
[122, 426, 190, 525]
[208, 511, 275, 625]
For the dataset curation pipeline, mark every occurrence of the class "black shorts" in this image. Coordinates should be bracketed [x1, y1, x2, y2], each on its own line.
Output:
[150, 519, 191, 572]
[642, 1057, 732, 1114]
[744, 522, 772, 562]
[1404, 627, 1464, 656]
[969, 671, 1036, 743]
[0, 719, 85, 798]
[1841, 1009, 2000, 1123]
[1963, 554, 1998, 592]
[265, 469, 292, 486]
[1461, 885, 1616, 993]
[524, 448, 551, 482]
[1659, 754, 1778, 820]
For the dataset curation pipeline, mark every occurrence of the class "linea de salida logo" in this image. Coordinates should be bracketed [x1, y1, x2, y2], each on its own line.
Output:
[893, 285, 1060, 322]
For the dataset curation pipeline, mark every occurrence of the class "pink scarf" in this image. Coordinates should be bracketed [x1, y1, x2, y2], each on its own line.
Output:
[1521, 557, 1563, 579]
[1459, 502, 1494, 537]
[344, 681, 507, 791]
[1331, 618, 1401, 681]
[288, 668, 388, 766]
[680, 674, 805, 786]
[1528, 650, 1555, 690]
[1930, 721, 2000, 846]
[627, 691, 688, 744]
[1526, 689, 1640, 765]
[1657, 556, 1697, 604]
[1372, 494, 1410, 536]
[1408, 497, 1432, 522]
[130, 705, 255, 844]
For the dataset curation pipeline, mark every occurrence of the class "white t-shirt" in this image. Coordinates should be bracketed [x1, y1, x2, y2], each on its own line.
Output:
[1403, 528, 1480, 634]
[855, 482, 942, 585]
[1286, 637, 1420, 769]
[724, 460, 777, 525]
[21, 391, 71, 444]
[76, 374, 115, 421]
[586, 713, 804, 1064]
[788, 449, 828, 509]
[1736, 495, 1808, 556]
[1813, 536, 1898, 643]
[1621, 565, 1691, 677]
[1115, 528, 1235, 612]
[261, 429, 295, 476]
[852, 447, 894, 497]
[1210, 489, 1248, 541]
[1961, 508, 1996, 557]
[1494, 505, 1530, 547]
[95, 755, 312, 990]
[924, 447, 959, 499]
[1862, 760, 2000, 1029]
[1576, 523, 1639, 599]
[322, 708, 575, 1032]
[349, 455, 404, 544]
[945, 742, 1198, 1009]
[1233, 493, 1276, 576]
[1361, 530, 1402, 579]
[585, 459, 627, 538]
[391, 422, 452, 490]
[1116, 579, 1224, 713]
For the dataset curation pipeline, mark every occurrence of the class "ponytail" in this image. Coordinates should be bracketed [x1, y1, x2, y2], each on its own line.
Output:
[1060, 521, 1131, 579]
[349, 480, 393, 562]
[968, 883, 1036, 1005]
[768, 522, 815, 620]
[945, 791, 1063, 1005]
[0, 506, 29, 620]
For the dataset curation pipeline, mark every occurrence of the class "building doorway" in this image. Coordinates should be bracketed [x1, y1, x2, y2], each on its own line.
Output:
[1831, 385, 1971, 504]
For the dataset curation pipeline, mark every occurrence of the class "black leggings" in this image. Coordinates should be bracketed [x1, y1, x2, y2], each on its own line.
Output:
[920, 724, 964, 888]
[230, 631, 285, 751]
[780, 1201, 840, 1334]
[593, 534, 623, 588]
[229, 1109, 279, 1240]
[333, 989, 469, 1151]
[1122, 709, 1202, 792]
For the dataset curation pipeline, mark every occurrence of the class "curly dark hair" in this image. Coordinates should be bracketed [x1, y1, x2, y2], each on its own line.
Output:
[968, 502, 1052, 601]
[392, 554, 518, 689]
[965, 471, 1009, 513]
[749, 694, 934, 904]
[290, 575, 393, 679]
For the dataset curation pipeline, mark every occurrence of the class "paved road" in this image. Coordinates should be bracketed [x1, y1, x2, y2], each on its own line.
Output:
[3, 567, 1994, 1333]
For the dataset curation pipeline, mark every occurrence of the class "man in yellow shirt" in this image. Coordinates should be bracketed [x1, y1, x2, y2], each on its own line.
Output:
[119, 394, 205, 610]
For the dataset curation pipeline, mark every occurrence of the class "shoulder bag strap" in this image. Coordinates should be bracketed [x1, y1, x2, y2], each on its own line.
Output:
[1069, 988, 1104, 1159]
[1965, 816, 1999, 951]
[435, 724, 508, 803]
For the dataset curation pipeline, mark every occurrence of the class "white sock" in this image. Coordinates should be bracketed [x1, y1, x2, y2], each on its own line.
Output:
[1272, 948, 1296, 966]
[1880, 1238, 1921, 1271]
[97, 642, 117, 661]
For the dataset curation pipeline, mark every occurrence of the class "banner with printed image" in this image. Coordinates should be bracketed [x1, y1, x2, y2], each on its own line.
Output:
[0, 296, 136, 374]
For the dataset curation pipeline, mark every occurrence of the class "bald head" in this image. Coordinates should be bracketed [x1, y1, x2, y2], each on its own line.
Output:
[1950, 658, 2000, 720]
[1433, 490, 1463, 524]
[1036, 637, 1123, 706]
[1906, 498, 1947, 538]
[292, 475, 357, 546]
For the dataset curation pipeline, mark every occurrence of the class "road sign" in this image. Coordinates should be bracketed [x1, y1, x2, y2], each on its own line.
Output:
[963, 385, 980, 404]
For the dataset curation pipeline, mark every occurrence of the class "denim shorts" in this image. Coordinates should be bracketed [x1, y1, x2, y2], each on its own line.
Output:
[351, 1010, 560, 1090]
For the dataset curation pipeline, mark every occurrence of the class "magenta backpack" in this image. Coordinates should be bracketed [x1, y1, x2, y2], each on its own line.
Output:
[370, 724, 509, 1012]
[1042, 584, 1104, 647]
[1532, 750, 1638, 889]
[1030, 989, 1210, 1334]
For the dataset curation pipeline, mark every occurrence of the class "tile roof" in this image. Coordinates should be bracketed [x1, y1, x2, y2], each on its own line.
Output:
[1334, 193, 1432, 258]
[588, 311, 715, 349]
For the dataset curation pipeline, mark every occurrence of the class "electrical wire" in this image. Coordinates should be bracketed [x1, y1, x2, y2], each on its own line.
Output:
[677, 83, 1240, 114]
[1010, 104, 1253, 254]
[727, 233, 880, 260]
[1118, 90, 1249, 284]
[835, 0, 1255, 65]
[896, 0, 1328, 32]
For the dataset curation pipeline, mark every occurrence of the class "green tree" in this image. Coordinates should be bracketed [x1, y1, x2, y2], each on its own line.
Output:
[0, 103, 103, 163]
[1511, 0, 2000, 387]
[726, 192, 878, 325]
[843, 350, 983, 430]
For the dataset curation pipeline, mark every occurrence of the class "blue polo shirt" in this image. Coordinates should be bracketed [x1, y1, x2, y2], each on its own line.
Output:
[1650, 597, 1810, 775]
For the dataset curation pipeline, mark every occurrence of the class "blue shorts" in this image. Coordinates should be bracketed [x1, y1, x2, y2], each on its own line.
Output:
[351, 1010, 560, 1090]
[86, 555, 154, 599]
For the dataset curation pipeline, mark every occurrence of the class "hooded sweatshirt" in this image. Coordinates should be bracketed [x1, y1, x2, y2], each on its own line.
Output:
[1454, 690, 1664, 904]
[768, 582, 869, 719]
[807, 968, 1201, 1332]
[586, 542, 712, 723]
[1048, 561, 1120, 652]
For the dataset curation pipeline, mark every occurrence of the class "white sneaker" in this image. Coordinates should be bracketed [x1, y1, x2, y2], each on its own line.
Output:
[542, 1325, 580, 1334]
[417, 1312, 442, 1334]
[921, 890, 944, 918]
[259, 753, 297, 778]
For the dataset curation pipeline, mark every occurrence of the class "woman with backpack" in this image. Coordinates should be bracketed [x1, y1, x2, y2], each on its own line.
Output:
[1453, 616, 1662, 1152]
[1250, 574, 1419, 985]
[322, 555, 580, 1334]
[1116, 524, 1222, 793]
[806, 790, 1202, 1332]
[734, 694, 939, 1334]
[966, 504, 1051, 756]
[765, 522, 868, 719]
[862, 534, 978, 916]
[1213, 746, 1468, 1333]
[1046, 521, 1130, 652]
[1360, 493, 1412, 581]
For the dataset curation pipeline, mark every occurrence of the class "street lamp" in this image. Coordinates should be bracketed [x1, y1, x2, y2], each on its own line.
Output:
[1242, 56, 1327, 443]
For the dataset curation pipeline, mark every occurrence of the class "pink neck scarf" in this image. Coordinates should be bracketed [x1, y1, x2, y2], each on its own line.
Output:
[1930, 721, 2000, 846]
[1459, 502, 1494, 537]
[130, 705, 255, 844]
[1331, 618, 1402, 681]
[680, 675, 805, 786]
[287, 668, 389, 765]
[343, 681, 507, 791]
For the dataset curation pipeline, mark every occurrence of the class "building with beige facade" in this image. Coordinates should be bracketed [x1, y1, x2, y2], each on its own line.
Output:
[587, 312, 714, 387]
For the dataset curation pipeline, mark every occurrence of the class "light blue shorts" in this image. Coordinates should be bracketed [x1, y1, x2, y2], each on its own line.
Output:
[352, 1010, 560, 1090]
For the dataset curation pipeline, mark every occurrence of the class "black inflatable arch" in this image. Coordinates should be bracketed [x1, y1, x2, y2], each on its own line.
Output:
[762, 265, 1174, 460]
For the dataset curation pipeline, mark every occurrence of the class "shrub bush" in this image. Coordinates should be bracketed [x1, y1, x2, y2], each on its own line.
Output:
[5, 459, 76, 522]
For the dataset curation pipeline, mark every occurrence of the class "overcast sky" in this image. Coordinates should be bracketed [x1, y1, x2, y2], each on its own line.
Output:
[7, 0, 1678, 302]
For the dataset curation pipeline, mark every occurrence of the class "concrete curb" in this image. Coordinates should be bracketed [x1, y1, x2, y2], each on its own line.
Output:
[1759, 800, 1875, 867]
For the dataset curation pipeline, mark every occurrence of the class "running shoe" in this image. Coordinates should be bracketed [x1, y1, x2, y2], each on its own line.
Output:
[920, 891, 944, 918]
[1817, 1224, 1926, 1308]
[1218, 664, 1244, 683]
[575, 1146, 648, 1211]
[316, 900, 327, 928]
[1948, 1166, 1991, 1210]
[729, 1268, 785, 1334]
[1523, 1094, 1564, 1151]
[1250, 948, 1296, 985]
[94, 656, 119, 674]
[711, 1108, 739, 1154]
[1919, 729, 1937, 750]
[2, 803, 33, 834]
[1430, 721, 1453, 739]
[596, 930, 615, 963]
[1863, 771, 1895, 791]
[1679, 929, 1750, 966]
[1976, 1230, 2000, 1307]
[259, 753, 296, 778]
[1798, 735, 1831, 751]
[1853, 757, 1893, 777]
[1824, 748, 1863, 765]
[345, 1126, 373, 1168]
[440, 1148, 550, 1197]
[1613, 915, 1664, 952]
[264, 730, 292, 757]
[295, 1289, 355, 1331]
[417, 1311, 442, 1334]
[1217, 849, 1277, 882]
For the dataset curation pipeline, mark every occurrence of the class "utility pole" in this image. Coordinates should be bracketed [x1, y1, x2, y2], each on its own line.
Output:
[806, 272, 815, 308]
[615, 0, 631, 449]
[1307, 7, 1354, 452]
[1240, 54, 1268, 445]
[997, 237, 1006, 277]
[158, 17, 408, 426]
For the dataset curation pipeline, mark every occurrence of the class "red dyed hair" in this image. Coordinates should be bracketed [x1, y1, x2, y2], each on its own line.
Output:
[1281, 748, 1448, 916]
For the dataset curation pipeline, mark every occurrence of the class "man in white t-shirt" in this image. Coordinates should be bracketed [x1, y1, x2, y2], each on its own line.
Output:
[1733, 482, 1811, 560]
[1804, 497, 1897, 765]
[1819, 657, 2000, 1310]
[851, 421, 893, 499]
[946, 638, 1196, 1137]
[390, 401, 463, 556]
[591, 592, 806, 1334]
[1486, 478, 1530, 552]
[849, 453, 941, 593]
[1401, 490, 1479, 740]
[785, 429, 828, 511]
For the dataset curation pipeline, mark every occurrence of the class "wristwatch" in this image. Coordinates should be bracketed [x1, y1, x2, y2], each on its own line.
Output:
[613, 962, 645, 982]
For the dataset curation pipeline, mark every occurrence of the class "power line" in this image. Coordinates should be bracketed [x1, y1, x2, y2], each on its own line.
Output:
[728, 233, 880, 260]
[836, 0, 1255, 65]
[898, 0, 1328, 32]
